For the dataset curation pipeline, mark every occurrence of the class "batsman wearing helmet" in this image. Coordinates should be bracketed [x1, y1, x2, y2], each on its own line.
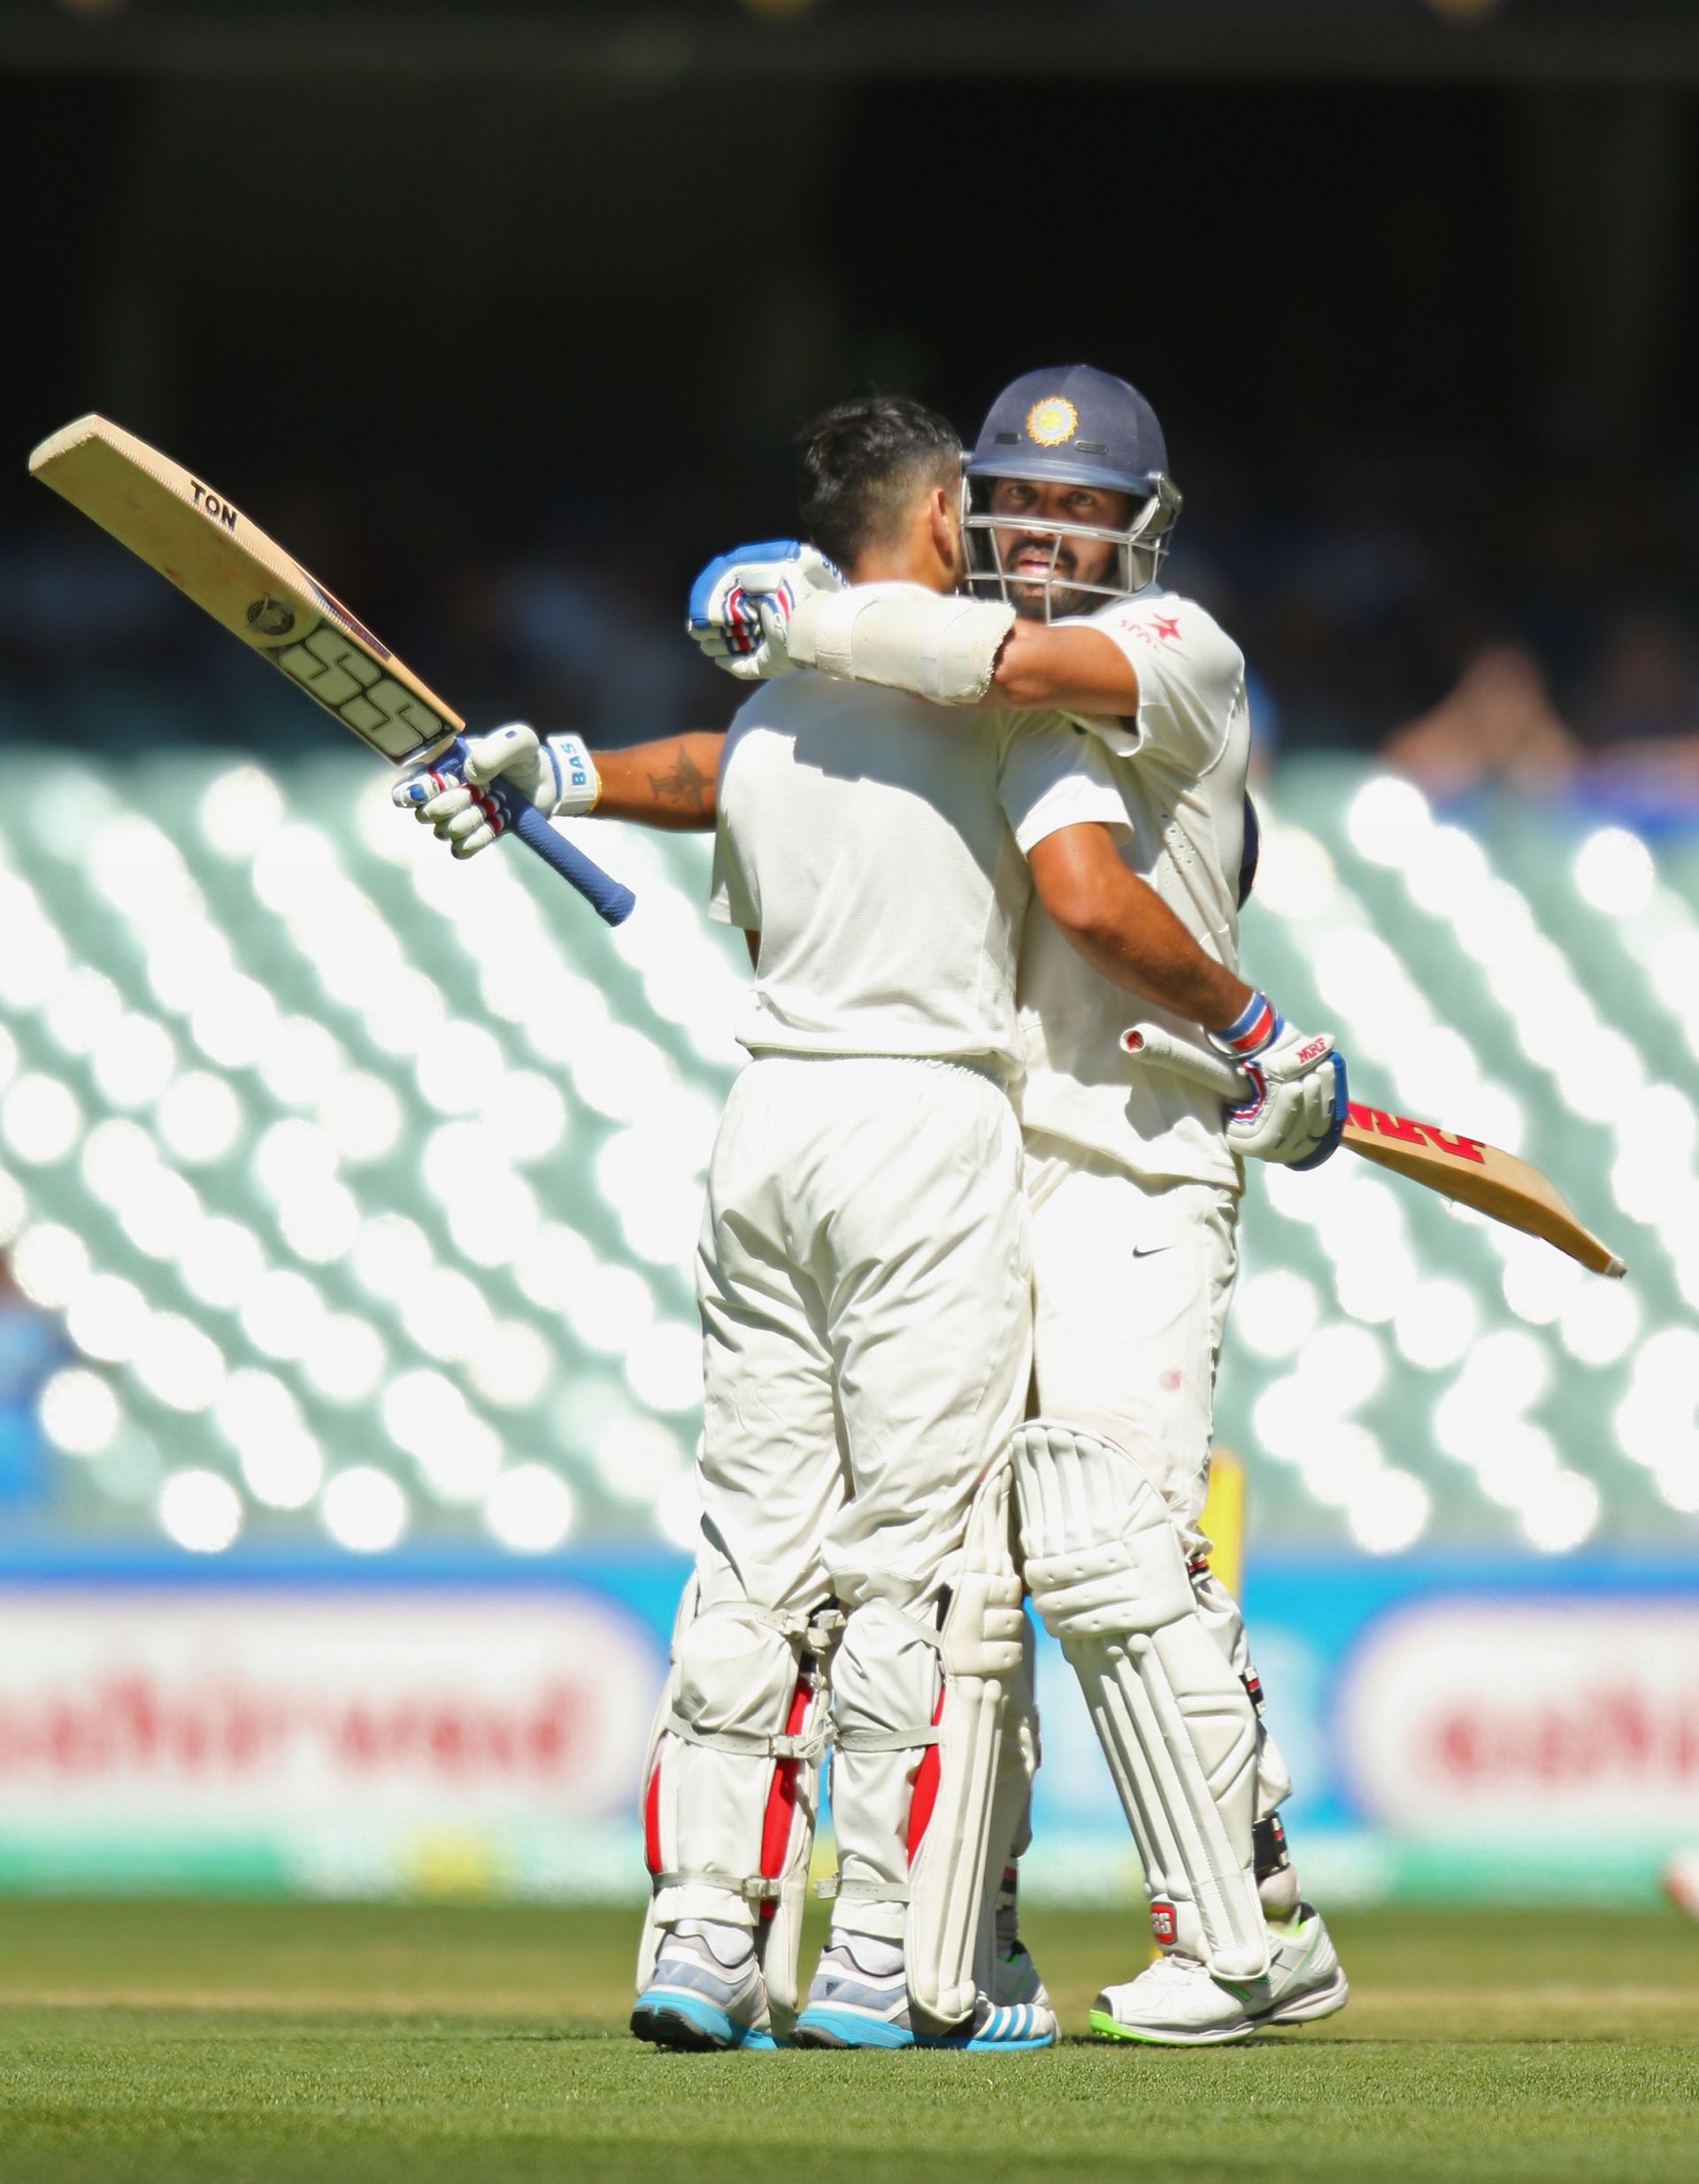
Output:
[680, 366, 1350, 2044]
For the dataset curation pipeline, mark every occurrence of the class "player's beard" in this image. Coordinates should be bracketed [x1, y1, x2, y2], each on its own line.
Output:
[1000, 534, 1103, 622]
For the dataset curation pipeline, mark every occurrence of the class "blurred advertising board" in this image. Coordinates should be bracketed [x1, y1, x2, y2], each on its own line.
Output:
[0, 1550, 1694, 1902]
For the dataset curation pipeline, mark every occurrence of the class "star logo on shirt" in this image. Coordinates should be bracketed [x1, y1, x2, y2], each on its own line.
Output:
[1149, 613, 1181, 642]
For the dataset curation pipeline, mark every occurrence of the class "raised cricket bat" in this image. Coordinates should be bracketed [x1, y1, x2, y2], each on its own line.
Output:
[1123, 1022, 1626, 1278]
[27, 415, 634, 927]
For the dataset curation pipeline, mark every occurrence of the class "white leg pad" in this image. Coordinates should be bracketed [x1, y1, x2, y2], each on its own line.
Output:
[829, 1462, 1025, 2026]
[643, 1593, 835, 1986]
[1015, 1420, 1267, 1980]
[975, 1614, 1038, 1996]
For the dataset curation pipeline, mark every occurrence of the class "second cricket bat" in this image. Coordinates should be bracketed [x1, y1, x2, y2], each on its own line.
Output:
[27, 414, 634, 926]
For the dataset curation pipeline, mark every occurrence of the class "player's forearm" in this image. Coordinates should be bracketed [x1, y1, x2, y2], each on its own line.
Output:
[1028, 827, 1250, 1029]
[984, 620, 1142, 714]
[590, 734, 725, 830]
[1059, 908, 1251, 1029]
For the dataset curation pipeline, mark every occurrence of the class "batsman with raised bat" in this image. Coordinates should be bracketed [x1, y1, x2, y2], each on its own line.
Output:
[407, 369, 1353, 2047]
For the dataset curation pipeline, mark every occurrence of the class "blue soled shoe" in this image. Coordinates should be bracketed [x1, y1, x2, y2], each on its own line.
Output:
[630, 1923, 779, 2051]
[793, 1937, 1056, 2052]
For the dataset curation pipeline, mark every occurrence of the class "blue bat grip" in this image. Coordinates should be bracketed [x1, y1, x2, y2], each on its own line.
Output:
[430, 735, 635, 927]
[507, 799, 636, 926]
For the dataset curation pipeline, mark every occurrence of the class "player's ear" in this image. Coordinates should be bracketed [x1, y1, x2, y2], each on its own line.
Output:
[926, 485, 961, 578]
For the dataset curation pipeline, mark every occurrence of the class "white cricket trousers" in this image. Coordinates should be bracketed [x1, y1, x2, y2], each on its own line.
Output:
[655, 1053, 1031, 1936]
[1022, 1131, 1291, 1819]
[696, 1055, 1030, 1614]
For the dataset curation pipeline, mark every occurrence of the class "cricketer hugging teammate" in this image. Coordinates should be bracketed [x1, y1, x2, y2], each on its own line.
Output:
[398, 365, 1354, 2052]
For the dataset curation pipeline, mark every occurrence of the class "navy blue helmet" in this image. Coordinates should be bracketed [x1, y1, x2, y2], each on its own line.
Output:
[964, 365, 1181, 618]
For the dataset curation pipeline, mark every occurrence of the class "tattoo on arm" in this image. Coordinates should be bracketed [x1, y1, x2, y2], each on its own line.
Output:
[647, 743, 711, 817]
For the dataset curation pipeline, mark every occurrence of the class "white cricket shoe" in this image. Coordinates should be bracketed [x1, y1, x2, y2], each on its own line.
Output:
[794, 1934, 1056, 2051]
[630, 1920, 778, 2051]
[1089, 1904, 1348, 2047]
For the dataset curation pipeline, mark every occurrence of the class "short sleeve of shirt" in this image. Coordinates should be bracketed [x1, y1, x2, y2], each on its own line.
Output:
[996, 712, 1130, 854]
[709, 723, 757, 927]
[1061, 594, 1245, 776]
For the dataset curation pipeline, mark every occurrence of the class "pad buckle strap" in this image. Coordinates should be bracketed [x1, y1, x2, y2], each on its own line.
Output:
[653, 1866, 780, 1903]
[663, 1711, 833, 1763]
[833, 1724, 940, 1754]
[811, 1874, 911, 1904]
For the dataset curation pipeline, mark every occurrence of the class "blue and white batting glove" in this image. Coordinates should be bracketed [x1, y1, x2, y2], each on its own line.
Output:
[687, 539, 843, 682]
[1210, 991, 1348, 1169]
[391, 723, 600, 860]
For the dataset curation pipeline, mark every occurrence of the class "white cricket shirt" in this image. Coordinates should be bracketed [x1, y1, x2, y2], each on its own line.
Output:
[711, 663, 1126, 1070]
[1014, 587, 1250, 1188]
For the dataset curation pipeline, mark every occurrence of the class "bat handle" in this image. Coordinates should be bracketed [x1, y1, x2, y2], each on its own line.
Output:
[507, 800, 636, 927]
[425, 736, 636, 927]
[1121, 1021, 1250, 1102]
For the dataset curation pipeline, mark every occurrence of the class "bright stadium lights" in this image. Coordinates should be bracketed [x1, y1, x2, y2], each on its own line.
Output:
[448, 1168, 541, 1270]
[398, 1267, 494, 1364]
[1346, 1467, 1431, 1554]
[567, 1023, 679, 1127]
[158, 1467, 242, 1554]
[484, 1463, 577, 1554]
[0, 1025, 13, 1097]
[351, 1212, 434, 1301]
[1653, 1444, 1699, 1514]
[1400, 823, 1491, 920]
[1250, 821, 1337, 920]
[1234, 1269, 1320, 1361]
[1563, 1025, 1645, 1127]
[239, 1429, 325, 1511]
[252, 1118, 338, 1204]
[1250, 1375, 1307, 1462]
[1296, 1419, 1383, 1507]
[42, 965, 121, 1056]
[177, 1216, 266, 1311]
[1344, 773, 1433, 867]
[250, 822, 341, 914]
[1294, 1322, 1388, 1416]
[1557, 1279, 1641, 1367]
[1572, 827, 1656, 917]
[10, 1221, 91, 1311]
[317, 1072, 403, 1165]
[1334, 1245, 1419, 1327]
[258, 1016, 344, 1110]
[0, 1169, 27, 1250]
[468, 1320, 553, 1411]
[513, 1221, 598, 1311]
[155, 1072, 244, 1165]
[277, 1180, 361, 1267]
[653, 1465, 704, 1553]
[1500, 1232, 1585, 1325]
[1432, 1329, 1552, 1457]
[80, 1117, 157, 1203]
[301, 1313, 388, 1407]
[1472, 1420, 1560, 1509]
[143, 916, 235, 1016]
[480, 1069, 568, 1162]
[624, 1321, 703, 1415]
[238, 1268, 327, 1361]
[1518, 1469, 1601, 1554]
[320, 1465, 407, 1553]
[38, 1366, 119, 1456]
[0, 872, 69, 1008]
[189, 973, 279, 1072]
[1392, 1277, 1480, 1370]
[131, 1312, 226, 1412]
[364, 967, 446, 1059]
[117, 1165, 201, 1261]
[592, 1415, 688, 1503]
[90, 1011, 175, 1110]
[213, 1365, 304, 1451]
[199, 764, 285, 858]
[414, 1019, 506, 1116]
[86, 815, 200, 926]
[2, 1073, 81, 1165]
[65, 1273, 150, 1365]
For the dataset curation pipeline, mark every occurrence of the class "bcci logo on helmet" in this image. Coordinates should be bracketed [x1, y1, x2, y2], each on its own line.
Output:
[1025, 396, 1078, 447]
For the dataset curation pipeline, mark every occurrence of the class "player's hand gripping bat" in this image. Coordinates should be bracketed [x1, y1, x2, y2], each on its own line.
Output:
[27, 416, 634, 927]
[1124, 1020, 1626, 1278]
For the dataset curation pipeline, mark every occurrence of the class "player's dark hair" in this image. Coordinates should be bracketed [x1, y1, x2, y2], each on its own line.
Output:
[795, 396, 962, 570]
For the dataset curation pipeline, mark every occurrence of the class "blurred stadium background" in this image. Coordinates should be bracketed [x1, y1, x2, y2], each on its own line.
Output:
[1, 0, 1696, 1915]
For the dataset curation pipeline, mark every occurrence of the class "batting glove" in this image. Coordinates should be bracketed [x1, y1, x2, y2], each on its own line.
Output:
[1210, 991, 1348, 1169]
[392, 723, 600, 860]
[687, 539, 843, 682]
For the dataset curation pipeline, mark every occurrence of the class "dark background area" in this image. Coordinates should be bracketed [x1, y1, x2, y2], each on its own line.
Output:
[4, 0, 1697, 765]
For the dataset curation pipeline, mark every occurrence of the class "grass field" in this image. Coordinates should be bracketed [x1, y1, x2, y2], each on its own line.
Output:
[2, 1899, 1696, 2183]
